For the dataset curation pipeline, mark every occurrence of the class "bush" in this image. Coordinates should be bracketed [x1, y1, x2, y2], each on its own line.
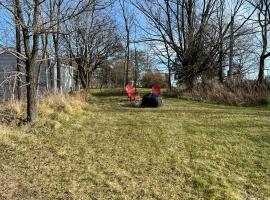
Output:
[179, 78, 270, 106]
[141, 70, 168, 88]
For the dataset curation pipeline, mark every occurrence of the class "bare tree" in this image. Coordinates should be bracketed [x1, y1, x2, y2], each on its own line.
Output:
[14, 0, 41, 121]
[0, 0, 94, 121]
[119, 0, 134, 87]
[228, 15, 235, 77]
[254, 0, 270, 83]
[149, 42, 174, 91]
[13, 0, 23, 100]
[134, 0, 257, 87]
[50, 0, 63, 92]
[64, 4, 121, 89]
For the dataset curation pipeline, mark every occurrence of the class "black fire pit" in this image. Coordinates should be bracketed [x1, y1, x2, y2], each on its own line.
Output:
[141, 93, 163, 107]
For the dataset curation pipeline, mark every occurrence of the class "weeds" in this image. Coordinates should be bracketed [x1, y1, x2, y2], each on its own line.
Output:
[179, 78, 270, 106]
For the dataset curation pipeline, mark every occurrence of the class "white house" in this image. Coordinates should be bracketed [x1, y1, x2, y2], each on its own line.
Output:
[0, 50, 74, 101]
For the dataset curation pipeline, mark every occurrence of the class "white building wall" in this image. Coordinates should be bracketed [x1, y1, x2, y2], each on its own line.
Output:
[0, 52, 74, 100]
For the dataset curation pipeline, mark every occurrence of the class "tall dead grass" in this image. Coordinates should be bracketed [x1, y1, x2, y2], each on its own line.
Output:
[0, 90, 91, 128]
[180, 78, 270, 106]
[0, 101, 25, 126]
[40, 90, 90, 113]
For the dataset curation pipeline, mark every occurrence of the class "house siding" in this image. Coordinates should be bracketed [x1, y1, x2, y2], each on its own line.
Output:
[0, 52, 74, 101]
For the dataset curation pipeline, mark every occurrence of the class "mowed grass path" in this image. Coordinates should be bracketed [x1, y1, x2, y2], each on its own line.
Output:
[0, 89, 269, 199]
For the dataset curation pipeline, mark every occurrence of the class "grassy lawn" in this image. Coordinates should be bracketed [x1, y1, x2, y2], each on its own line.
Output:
[0, 88, 269, 199]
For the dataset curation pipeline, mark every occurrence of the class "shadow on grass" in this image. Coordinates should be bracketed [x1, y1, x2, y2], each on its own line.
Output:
[177, 94, 270, 108]
[162, 91, 181, 98]
[91, 88, 126, 97]
[0, 112, 25, 127]
[118, 101, 142, 108]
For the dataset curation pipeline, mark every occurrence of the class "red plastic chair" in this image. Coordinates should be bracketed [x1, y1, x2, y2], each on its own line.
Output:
[151, 84, 161, 95]
[125, 84, 140, 101]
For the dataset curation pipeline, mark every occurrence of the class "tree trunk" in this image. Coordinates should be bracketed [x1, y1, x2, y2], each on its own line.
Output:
[24, 0, 39, 122]
[168, 67, 172, 91]
[187, 75, 195, 90]
[217, 0, 224, 83]
[14, 0, 23, 100]
[41, 32, 50, 91]
[134, 48, 138, 89]
[125, 35, 130, 85]
[53, 33, 62, 92]
[258, 56, 265, 83]
[123, 44, 129, 88]
[257, 2, 268, 84]
[50, 61, 55, 91]
[228, 15, 234, 77]
[26, 60, 38, 122]
[74, 68, 79, 90]
[218, 48, 224, 83]
[119, 0, 130, 88]
[13, 0, 40, 122]
[78, 64, 87, 89]
[44, 34, 50, 91]
[36, 62, 42, 95]
[52, 0, 62, 93]
[218, 26, 224, 83]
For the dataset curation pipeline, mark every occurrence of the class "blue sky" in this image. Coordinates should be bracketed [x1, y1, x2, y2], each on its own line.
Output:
[0, 6, 16, 48]
[0, 1, 268, 78]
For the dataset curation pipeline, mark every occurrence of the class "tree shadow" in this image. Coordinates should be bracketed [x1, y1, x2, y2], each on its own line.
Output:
[91, 89, 125, 97]
[162, 91, 180, 98]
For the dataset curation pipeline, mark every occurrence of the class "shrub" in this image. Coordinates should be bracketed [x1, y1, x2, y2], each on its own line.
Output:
[179, 78, 270, 106]
[141, 70, 168, 88]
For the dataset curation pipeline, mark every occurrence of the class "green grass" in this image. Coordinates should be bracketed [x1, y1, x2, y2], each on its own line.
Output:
[0, 88, 269, 199]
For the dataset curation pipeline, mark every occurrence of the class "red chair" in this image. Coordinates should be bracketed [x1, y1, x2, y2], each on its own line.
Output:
[151, 84, 161, 95]
[125, 84, 140, 101]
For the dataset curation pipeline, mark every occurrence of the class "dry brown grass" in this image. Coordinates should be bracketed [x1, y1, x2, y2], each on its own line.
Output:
[33, 91, 91, 133]
[180, 78, 270, 106]
[0, 90, 90, 128]
[0, 89, 269, 199]
[0, 101, 25, 126]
